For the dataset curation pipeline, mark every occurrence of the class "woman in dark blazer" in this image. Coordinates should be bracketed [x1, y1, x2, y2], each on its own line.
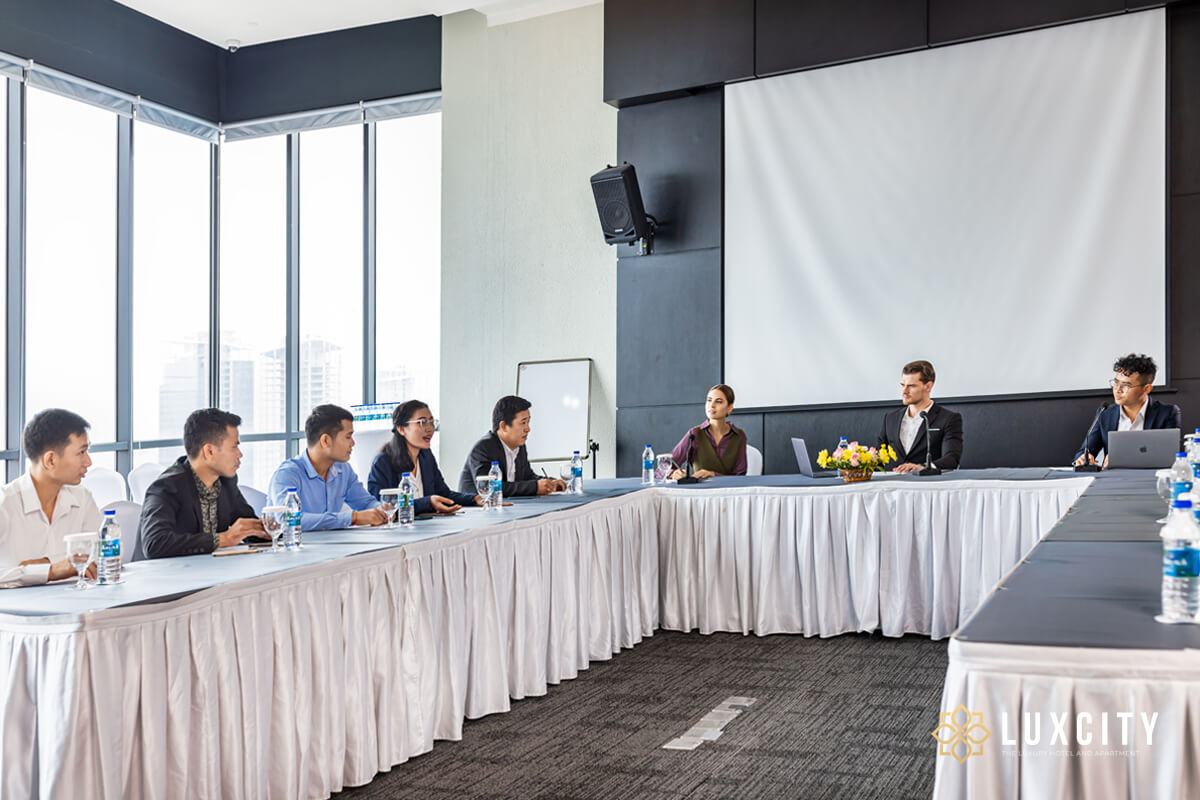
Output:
[367, 400, 481, 514]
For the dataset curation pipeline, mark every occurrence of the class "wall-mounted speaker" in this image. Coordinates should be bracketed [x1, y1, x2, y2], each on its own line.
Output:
[590, 163, 654, 246]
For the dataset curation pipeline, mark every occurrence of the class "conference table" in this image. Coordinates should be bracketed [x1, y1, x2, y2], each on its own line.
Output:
[0, 469, 1093, 799]
[933, 470, 1199, 799]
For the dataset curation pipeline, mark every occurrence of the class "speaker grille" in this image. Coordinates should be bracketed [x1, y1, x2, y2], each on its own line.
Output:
[589, 163, 648, 244]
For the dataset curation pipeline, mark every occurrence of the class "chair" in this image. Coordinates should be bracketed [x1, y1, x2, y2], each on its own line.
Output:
[126, 462, 165, 504]
[101, 500, 142, 564]
[81, 466, 128, 508]
[241, 485, 267, 516]
[746, 445, 764, 476]
[349, 428, 392, 489]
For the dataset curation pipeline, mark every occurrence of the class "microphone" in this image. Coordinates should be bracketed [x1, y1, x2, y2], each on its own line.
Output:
[1074, 402, 1110, 473]
[678, 430, 701, 484]
[918, 410, 941, 476]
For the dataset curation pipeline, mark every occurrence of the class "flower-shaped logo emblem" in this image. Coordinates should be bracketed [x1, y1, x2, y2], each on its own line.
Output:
[931, 705, 991, 763]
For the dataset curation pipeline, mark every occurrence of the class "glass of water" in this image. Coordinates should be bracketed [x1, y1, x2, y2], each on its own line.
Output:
[261, 506, 288, 551]
[475, 476, 494, 508]
[379, 489, 401, 526]
[1156, 469, 1174, 524]
[64, 533, 97, 590]
[655, 453, 677, 482]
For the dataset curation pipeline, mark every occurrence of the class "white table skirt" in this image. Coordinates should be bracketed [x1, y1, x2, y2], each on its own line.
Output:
[934, 639, 1200, 799]
[0, 478, 1087, 799]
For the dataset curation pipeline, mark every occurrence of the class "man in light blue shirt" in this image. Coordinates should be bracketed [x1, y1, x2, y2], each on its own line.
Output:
[269, 404, 389, 531]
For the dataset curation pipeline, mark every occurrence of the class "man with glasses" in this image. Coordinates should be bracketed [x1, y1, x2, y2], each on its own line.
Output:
[1073, 354, 1181, 468]
[269, 404, 388, 530]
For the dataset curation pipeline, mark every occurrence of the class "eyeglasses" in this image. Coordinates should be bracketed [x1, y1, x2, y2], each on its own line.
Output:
[405, 417, 440, 431]
[1109, 378, 1146, 392]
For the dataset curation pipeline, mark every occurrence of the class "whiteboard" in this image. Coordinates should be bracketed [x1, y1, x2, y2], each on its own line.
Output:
[516, 359, 592, 462]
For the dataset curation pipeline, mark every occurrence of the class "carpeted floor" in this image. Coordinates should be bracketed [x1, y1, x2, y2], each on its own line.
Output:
[335, 630, 949, 800]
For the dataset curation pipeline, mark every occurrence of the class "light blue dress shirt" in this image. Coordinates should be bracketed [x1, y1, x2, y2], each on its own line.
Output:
[268, 452, 379, 531]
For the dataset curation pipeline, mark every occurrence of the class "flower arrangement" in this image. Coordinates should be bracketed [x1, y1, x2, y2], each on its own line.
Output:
[817, 441, 897, 481]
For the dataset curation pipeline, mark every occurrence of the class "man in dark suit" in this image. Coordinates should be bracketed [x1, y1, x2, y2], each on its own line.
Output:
[878, 360, 964, 473]
[135, 408, 263, 559]
[458, 396, 566, 496]
[1073, 353, 1181, 467]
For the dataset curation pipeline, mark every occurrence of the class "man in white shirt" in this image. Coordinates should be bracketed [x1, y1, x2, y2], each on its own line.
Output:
[457, 396, 566, 496]
[877, 360, 965, 473]
[1073, 354, 1181, 467]
[0, 409, 102, 586]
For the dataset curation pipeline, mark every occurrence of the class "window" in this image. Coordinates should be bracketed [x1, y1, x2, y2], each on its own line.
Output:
[300, 124, 363, 412]
[0, 80, 6, 448]
[376, 112, 441, 413]
[132, 121, 211, 466]
[238, 439, 286, 494]
[219, 136, 287, 436]
[25, 88, 117, 441]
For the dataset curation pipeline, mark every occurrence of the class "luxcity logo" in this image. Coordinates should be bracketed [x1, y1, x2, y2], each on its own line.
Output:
[932, 706, 1159, 761]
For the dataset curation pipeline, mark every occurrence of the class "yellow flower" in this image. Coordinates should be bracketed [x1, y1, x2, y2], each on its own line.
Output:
[817, 449, 829, 468]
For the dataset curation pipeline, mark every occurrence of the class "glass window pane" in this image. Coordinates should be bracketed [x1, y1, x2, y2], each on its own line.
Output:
[133, 121, 211, 443]
[25, 88, 117, 441]
[300, 125, 362, 412]
[133, 444, 184, 470]
[237, 440, 286, 494]
[0, 80, 6, 448]
[376, 113, 440, 412]
[219, 136, 287, 434]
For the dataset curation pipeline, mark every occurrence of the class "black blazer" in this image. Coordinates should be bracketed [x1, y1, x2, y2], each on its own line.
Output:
[1073, 397, 1182, 461]
[458, 431, 541, 496]
[877, 403, 964, 471]
[135, 456, 257, 560]
[367, 448, 476, 515]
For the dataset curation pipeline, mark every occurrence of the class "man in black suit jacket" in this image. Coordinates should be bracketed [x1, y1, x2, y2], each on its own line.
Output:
[1073, 353, 1182, 467]
[458, 396, 567, 496]
[877, 360, 964, 473]
[135, 408, 263, 560]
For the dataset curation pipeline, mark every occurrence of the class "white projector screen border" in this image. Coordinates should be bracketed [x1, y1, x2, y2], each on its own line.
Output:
[724, 10, 1166, 409]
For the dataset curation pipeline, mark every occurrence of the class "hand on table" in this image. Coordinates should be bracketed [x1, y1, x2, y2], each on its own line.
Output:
[537, 478, 567, 495]
[429, 496, 463, 514]
[353, 507, 390, 527]
[38, 557, 96, 582]
[1073, 453, 1097, 467]
[892, 463, 923, 474]
[219, 517, 265, 547]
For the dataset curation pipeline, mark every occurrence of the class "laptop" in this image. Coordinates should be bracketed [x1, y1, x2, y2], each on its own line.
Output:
[792, 438, 814, 477]
[1106, 428, 1180, 469]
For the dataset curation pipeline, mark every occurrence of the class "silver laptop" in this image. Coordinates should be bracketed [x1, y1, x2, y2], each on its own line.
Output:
[792, 438, 814, 477]
[1107, 429, 1180, 469]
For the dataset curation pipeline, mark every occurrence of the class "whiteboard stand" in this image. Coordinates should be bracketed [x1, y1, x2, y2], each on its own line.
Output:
[516, 358, 595, 476]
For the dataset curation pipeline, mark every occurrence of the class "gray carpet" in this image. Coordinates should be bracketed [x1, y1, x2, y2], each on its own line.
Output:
[335, 630, 948, 800]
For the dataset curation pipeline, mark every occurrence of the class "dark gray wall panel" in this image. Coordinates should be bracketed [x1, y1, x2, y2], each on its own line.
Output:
[615, 90, 722, 257]
[1171, 3, 1200, 197]
[1171, 193, 1200, 380]
[603, 0, 753, 105]
[0, 0, 221, 120]
[928, 0, 1125, 44]
[756, 0, 927, 76]
[616, 248, 722, 409]
[220, 17, 441, 122]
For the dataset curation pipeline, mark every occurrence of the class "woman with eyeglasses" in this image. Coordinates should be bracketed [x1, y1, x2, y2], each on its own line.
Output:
[368, 400, 482, 513]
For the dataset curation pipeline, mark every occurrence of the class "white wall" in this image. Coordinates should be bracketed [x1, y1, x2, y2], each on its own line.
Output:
[439, 5, 617, 478]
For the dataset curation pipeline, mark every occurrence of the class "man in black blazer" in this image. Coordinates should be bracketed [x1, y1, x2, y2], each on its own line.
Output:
[1073, 353, 1181, 467]
[877, 360, 964, 473]
[458, 396, 567, 496]
[135, 408, 263, 560]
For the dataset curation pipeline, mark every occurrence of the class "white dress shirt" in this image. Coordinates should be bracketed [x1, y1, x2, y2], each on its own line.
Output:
[900, 402, 933, 455]
[1117, 397, 1149, 432]
[500, 440, 519, 482]
[0, 473, 102, 587]
[409, 461, 425, 500]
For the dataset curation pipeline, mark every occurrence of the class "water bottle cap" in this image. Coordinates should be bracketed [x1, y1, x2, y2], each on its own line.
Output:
[491, 461, 499, 465]
[103, 510, 116, 516]
[573, 450, 580, 455]
[401, 472, 411, 478]
[1179, 453, 1188, 458]
[287, 486, 298, 492]
[1173, 499, 1193, 509]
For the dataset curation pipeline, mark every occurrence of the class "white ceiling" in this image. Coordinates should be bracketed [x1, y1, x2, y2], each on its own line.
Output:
[115, 0, 601, 48]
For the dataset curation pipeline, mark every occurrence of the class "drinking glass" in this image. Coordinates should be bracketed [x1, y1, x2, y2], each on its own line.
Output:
[559, 464, 574, 483]
[379, 489, 401, 526]
[475, 476, 494, 508]
[1156, 469, 1174, 524]
[655, 454, 678, 482]
[261, 506, 288, 551]
[64, 533, 97, 590]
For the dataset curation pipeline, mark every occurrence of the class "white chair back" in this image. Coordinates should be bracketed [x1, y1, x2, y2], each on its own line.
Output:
[746, 444, 764, 476]
[126, 462, 166, 504]
[81, 466, 128, 508]
[240, 485, 267, 516]
[349, 428, 392, 490]
[101, 500, 142, 564]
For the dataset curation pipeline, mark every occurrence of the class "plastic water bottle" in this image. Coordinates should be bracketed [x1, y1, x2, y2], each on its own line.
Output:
[97, 510, 121, 584]
[397, 473, 415, 526]
[570, 450, 583, 494]
[1159, 498, 1200, 622]
[284, 488, 302, 549]
[642, 444, 655, 485]
[488, 461, 503, 509]
[1171, 452, 1193, 502]
[837, 436, 849, 452]
[1189, 430, 1200, 480]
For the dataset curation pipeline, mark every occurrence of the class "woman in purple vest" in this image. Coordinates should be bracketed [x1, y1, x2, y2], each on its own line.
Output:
[668, 384, 748, 479]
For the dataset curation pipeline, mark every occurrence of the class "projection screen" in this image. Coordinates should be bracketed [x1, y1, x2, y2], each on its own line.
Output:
[724, 10, 1165, 408]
